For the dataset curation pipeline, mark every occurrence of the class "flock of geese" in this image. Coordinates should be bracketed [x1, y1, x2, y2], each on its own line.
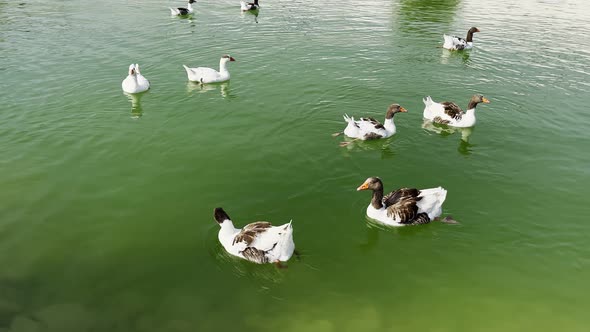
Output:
[122, 1, 488, 266]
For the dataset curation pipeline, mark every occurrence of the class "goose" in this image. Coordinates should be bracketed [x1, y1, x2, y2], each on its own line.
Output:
[423, 94, 490, 128]
[170, 0, 196, 16]
[183, 55, 236, 84]
[333, 104, 407, 147]
[443, 27, 480, 50]
[121, 64, 150, 94]
[213, 208, 296, 266]
[356, 177, 456, 226]
[240, 0, 260, 11]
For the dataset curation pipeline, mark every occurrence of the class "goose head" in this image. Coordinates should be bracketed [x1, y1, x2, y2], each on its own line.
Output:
[471, 94, 490, 104]
[188, 0, 196, 4]
[356, 177, 383, 192]
[468, 27, 480, 34]
[385, 104, 408, 119]
[221, 54, 236, 63]
[467, 94, 490, 110]
[128, 64, 136, 76]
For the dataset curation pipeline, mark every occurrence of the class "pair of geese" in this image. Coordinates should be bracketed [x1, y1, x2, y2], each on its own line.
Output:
[169, 0, 260, 16]
[121, 55, 236, 94]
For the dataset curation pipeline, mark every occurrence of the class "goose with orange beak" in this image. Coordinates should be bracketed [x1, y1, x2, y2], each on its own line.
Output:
[334, 103, 408, 147]
[356, 177, 456, 226]
[423, 94, 490, 128]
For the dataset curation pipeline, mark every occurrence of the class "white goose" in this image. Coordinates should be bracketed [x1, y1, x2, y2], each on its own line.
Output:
[121, 64, 150, 94]
[183, 55, 236, 84]
[214, 208, 296, 265]
[334, 104, 407, 147]
[169, 0, 196, 16]
[423, 94, 490, 128]
[356, 177, 456, 227]
[443, 27, 480, 50]
[240, 0, 260, 11]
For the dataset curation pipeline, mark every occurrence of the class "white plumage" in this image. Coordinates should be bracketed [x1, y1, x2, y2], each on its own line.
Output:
[357, 177, 449, 227]
[240, 0, 260, 11]
[121, 64, 150, 94]
[443, 27, 480, 50]
[214, 208, 295, 264]
[183, 55, 235, 84]
[339, 104, 407, 145]
[423, 95, 490, 128]
[169, 0, 196, 16]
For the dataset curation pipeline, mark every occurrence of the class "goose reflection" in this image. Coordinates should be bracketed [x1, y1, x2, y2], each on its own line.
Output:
[124, 92, 145, 118]
[186, 81, 230, 98]
[240, 9, 259, 23]
[422, 119, 475, 155]
[339, 138, 396, 159]
[440, 48, 471, 64]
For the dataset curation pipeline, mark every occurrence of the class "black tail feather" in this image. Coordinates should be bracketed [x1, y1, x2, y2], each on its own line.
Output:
[214, 207, 231, 224]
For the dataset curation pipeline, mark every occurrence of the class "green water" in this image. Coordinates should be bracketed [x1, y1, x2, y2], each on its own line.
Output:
[1, 0, 590, 331]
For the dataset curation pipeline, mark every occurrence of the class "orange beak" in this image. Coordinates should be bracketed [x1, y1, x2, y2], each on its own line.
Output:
[482, 97, 490, 103]
[356, 182, 369, 191]
[400, 107, 408, 113]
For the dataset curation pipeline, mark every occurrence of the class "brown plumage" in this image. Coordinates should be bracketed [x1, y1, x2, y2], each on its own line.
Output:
[241, 247, 270, 264]
[232, 221, 272, 245]
[440, 102, 464, 120]
[383, 188, 428, 224]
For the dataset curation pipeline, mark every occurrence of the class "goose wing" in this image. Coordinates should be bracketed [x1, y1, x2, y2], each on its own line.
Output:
[441, 102, 464, 120]
[383, 188, 428, 224]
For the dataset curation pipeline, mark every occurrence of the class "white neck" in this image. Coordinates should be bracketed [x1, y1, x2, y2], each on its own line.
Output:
[218, 220, 237, 240]
[187, 3, 193, 10]
[219, 60, 229, 73]
[384, 118, 396, 133]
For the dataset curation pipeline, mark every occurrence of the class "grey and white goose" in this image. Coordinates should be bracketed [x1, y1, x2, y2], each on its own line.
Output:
[214, 208, 296, 265]
[423, 94, 490, 128]
[443, 27, 480, 50]
[334, 103, 408, 147]
[356, 177, 456, 226]
[240, 0, 260, 11]
[170, 0, 196, 16]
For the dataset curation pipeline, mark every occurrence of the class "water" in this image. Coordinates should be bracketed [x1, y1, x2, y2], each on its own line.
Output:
[1, 0, 590, 330]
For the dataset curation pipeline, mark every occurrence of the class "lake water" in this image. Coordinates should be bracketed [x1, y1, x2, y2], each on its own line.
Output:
[1, 0, 590, 331]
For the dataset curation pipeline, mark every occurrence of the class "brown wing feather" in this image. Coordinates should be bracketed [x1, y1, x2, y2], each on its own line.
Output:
[441, 102, 464, 120]
[232, 221, 272, 245]
[382, 188, 423, 224]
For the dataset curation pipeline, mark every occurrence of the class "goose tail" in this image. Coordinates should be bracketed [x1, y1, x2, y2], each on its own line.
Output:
[423, 96, 433, 107]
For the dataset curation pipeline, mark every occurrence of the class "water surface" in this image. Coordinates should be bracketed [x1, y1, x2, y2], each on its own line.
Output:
[1, 0, 590, 331]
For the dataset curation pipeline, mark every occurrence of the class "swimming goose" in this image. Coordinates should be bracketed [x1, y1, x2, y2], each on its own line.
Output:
[443, 27, 480, 50]
[183, 55, 236, 84]
[214, 208, 295, 265]
[334, 104, 407, 147]
[240, 0, 259, 11]
[121, 64, 150, 94]
[357, 177, 455, 226]
[170, 0, 196, 16]
[423, 94, 490, 128]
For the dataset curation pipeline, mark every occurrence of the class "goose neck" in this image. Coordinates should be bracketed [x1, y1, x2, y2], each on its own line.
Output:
[371, 188, 384, 209]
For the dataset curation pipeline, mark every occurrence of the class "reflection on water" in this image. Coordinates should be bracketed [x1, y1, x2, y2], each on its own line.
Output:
[240, 9, 259, 24]
[422, 119, 475, 155]
[339, 138, 396, 159]
[186, 82, 230, 98]
[397, 0, 461, 33]
[124, 92, 145, 119]
[440, 47, 471, 64]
